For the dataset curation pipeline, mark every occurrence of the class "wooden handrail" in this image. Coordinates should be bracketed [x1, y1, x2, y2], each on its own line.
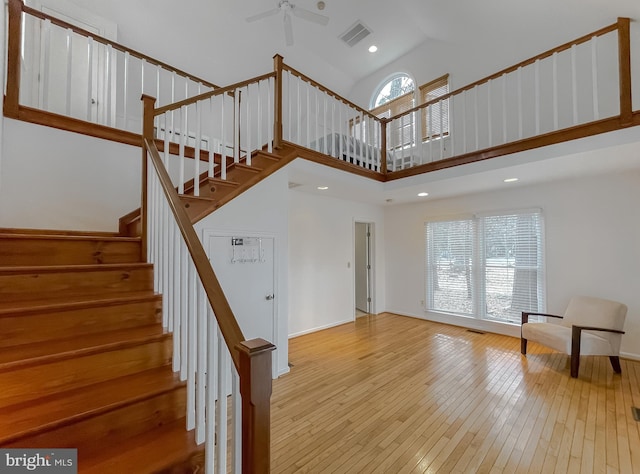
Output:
[142, 131, 245, 368]
[15, 0, 218, 90]
[387, 20, 623, 122]
[153, 72, 276, 116]
[282, 62, 382, 122]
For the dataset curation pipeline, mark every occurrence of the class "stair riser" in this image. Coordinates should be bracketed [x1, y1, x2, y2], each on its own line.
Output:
[0, 299, 162, 349]
[4, 386, 186, 454]
[0, 266, 154, 303]
[0, 340, 172, 408]
[0, 237, 142, 266]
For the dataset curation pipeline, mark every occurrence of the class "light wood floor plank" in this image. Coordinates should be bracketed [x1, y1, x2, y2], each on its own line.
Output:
[270, 313, 640, 473]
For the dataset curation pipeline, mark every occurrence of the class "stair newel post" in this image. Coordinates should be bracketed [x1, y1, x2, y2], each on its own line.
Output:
[380, 118, 388, 175]
[4, 0, 23, 117]
[236, 338, 276, 474]
[617, 17, 632, 127]
[273, 54, 284, 150]
[141, 95, 157, 263]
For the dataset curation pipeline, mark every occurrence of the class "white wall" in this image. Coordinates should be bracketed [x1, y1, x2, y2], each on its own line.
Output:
[288, 189, 385, 337]
[0, 118, 140, 231]
[195, 167, 290, 377]
[384, 168, 640, 359]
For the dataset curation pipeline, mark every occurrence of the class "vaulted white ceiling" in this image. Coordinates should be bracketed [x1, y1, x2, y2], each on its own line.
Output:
[67, 0, 639, 103]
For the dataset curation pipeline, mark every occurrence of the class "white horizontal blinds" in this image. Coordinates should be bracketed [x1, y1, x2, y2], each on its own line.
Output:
[480, 211, 544, 323]
[425, 219, 475, 316]
[425, 209, 545, 324]
[371, 91, 414, 148]
[420, 74, 449, 140]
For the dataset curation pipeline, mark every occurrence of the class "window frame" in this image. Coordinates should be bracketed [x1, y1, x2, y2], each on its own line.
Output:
[425, 208, 546, 325]
[419, 73, 450, 142]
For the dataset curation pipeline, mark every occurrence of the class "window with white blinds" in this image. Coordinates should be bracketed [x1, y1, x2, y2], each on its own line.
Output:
[425, 209, 545, 324]
[419, 74, 449, 141]
[370, 91, 415, 148]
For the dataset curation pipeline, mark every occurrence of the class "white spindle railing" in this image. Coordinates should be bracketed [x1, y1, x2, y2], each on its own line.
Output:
[385, 26, 621, 171]
[281, 66, 383, 172]
[146, 151, 242, 472]
[153, 74, 274, 196]
[17, 5, 217, 134]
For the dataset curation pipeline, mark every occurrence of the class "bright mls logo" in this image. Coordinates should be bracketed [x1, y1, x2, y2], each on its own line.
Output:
[0, 449, 77, 473]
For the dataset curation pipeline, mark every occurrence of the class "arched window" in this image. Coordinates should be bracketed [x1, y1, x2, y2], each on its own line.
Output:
[371, 74, 415, 110]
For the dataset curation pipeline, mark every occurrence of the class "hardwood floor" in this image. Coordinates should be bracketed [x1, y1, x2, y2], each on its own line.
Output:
[271, 313, 640, 473]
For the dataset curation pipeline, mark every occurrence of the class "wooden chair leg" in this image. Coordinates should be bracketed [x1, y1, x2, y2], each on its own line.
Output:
[570, 353, 580, 378]
[520, 338, 527, 355]
[609, 356, 622, 374]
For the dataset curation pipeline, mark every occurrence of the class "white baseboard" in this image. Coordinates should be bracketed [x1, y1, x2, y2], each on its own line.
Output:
[288, 318, 354, 339]
[277, 365, 291, 377]
[620, 351, 640, 361]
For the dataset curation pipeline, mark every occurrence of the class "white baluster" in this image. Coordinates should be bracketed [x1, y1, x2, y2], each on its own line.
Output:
[553, 52, 559, 130]
[535, 60, 541, 135]
[196, 282, 207, 444]
[232, 368, 242, 472]
[123, 51, 129, 129]
[106, 44, 113, 126]
[194, 101, 201, 197]
[205, 311, 218, 472]
[216, 333, 229, 474]
[517, 67, 523, 139]
[179, 242, 188, 379]
[170, 72, 176, 141]
[220, 94, 227, 180]
[268, 75, 274, 153]
[65, 28, 73, 115]
[234, 89, 240, 164]
[487, 79, 493, 147]
[172, 224, 181, 372]
[461, 90, 467, 154]
[502, 74, 507, 143]
[155, 65, 161, 106]
[40, 19, 51, 109]
[571, 44, 578, 125]
[246, 85, 252, 166]
[186, 263, 196, 431]
[178, 106, 186, 194]
[591, 36, 599, 120]
[208, 97, 215, 178]
[474, 86, 479, 151]
[305, 84, 310, 147]
[428, 103, 433, 162]
[86, 37, 94, 122]
[141, 58, 146, 99]
[439, 100, 444, 160]
[258, 79, 263, 151]
[449, 95, 454, 158]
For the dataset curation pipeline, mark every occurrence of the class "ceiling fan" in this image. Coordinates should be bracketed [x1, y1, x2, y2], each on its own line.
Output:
[246, 1, 329, 46]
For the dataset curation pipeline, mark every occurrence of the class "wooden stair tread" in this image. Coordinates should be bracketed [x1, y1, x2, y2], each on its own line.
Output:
[0, 233, 140, 242]
[81, 418, 202, 473]
[0, 325, 169, 370]
[0, 262, 152, 275]
[0, 366, 182, 445]
[0, 228, 123, 238]
[0, 290, 160, 317]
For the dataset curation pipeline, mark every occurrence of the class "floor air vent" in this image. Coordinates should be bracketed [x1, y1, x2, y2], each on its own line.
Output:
[467, 329, 485, 334]
[339, 21, 371, 47]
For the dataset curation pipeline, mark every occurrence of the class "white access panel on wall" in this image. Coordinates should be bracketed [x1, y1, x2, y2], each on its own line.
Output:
[208, 234, 277, 377]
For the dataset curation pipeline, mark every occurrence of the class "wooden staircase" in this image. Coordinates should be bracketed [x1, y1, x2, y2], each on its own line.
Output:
[0, 229, 204, 473]
[120, 144, 299, 236]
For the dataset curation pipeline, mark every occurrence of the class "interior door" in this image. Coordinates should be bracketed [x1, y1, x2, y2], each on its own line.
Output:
[355, 222, 372, 314]
[208, 235, 276, 376]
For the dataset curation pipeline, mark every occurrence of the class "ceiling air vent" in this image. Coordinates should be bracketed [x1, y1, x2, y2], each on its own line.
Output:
[339, 21, 371, 47]
[288, 182, 303, 189]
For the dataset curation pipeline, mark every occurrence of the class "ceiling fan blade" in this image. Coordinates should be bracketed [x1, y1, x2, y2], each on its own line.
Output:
[292, 6, 329, 26]
[283, 12, 294, 46]
[246, 8, 280, 23]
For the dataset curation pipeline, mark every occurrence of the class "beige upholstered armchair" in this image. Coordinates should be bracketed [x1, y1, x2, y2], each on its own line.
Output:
[521, 296, 627, 378]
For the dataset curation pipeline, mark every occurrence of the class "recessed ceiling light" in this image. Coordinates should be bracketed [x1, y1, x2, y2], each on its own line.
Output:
[368, 45, 378, 53]
[418, 192, 429, 197]
[317, 186, 329, 190]
[503, 178, 519, 183]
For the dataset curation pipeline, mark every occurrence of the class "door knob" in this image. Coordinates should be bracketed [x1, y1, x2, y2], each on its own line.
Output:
[265, 294, 275, 300]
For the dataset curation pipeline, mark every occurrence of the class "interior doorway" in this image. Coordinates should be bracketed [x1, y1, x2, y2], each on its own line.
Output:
[354, 222, 373, 316]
